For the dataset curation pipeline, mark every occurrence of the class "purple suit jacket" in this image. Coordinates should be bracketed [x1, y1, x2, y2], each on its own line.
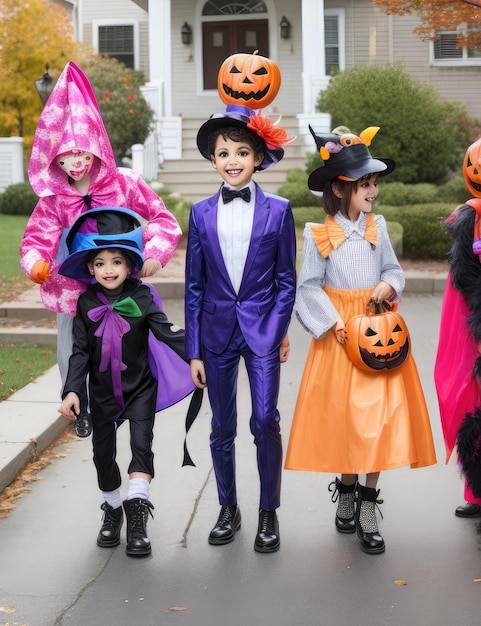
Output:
[185, 183, 296, 359]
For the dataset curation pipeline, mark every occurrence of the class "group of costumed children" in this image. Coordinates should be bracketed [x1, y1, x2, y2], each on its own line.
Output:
[30, 52, 481, 560]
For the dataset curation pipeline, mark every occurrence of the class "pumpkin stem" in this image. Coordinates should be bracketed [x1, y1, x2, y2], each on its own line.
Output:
[253, 49, 259, 55]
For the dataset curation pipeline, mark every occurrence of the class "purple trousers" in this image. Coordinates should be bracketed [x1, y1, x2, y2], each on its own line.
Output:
[203, 323, 282, 511]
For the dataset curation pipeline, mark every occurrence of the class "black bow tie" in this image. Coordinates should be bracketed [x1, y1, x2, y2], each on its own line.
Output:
[222, 186, 251, 204]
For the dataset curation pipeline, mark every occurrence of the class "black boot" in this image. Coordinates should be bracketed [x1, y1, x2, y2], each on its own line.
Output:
[123, 498, 154, 556]
[254, 509, 280, 553]
[355, 484, 385, 555]
[97, 502, 123, 548]
[208, 505, 241, 545]
[328, 477, 356, 534]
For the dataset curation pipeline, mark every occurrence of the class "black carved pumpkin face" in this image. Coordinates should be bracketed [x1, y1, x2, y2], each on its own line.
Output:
[346, 309, 410, 371]
[464, 138, 481, 198]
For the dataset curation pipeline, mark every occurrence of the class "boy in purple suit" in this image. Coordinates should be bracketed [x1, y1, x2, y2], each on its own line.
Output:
[185, 105, 296, 552]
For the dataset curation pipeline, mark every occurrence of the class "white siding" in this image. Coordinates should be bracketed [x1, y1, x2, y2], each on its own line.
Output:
[81, 0, 150, 79]
[170, 0, 303, 119]
[326, 0, 481, 121]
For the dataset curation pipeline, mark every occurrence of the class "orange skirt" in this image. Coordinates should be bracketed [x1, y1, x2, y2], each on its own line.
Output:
[285, 287, 437, 474]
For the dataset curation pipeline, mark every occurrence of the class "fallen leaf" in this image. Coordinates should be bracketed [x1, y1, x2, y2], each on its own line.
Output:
[0, 605, 16, 614]
[394, 580, 407, 586]
[473, 578, 481, 583]
[169, 607, 187, 611]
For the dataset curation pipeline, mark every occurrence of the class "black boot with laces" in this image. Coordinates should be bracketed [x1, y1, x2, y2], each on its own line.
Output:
[97, 502, 123, 548]
[254, 508, 280, 553]
[123, 498, 155, 556]
[355, 484, 385, 555]
[328, 477, 356, 534]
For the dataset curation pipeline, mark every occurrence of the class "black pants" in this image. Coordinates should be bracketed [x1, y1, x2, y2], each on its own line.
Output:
[92, 414, 155, 492]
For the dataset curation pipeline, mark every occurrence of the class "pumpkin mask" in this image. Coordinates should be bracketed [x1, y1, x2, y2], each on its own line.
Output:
[218, 51, 281, 110]
[463, 137, 481, 198]
[345, 300, 411, 372]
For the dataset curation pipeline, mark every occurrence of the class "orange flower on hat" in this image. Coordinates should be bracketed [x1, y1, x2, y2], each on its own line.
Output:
[247, 113, 296, 150]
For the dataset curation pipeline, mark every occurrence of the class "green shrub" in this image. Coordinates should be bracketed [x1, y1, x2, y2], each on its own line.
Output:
[436, 175, 470, 205]
[278, 168, 319, 207]
[293, 205, 324, 227]
[0, 182, 37, 215]
[378, 182, 438, 206]
[376, 204, 453, 259]
[315, 65, 471, 185]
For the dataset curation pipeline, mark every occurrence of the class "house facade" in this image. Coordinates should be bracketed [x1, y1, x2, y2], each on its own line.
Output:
[60, 0, 481, 197]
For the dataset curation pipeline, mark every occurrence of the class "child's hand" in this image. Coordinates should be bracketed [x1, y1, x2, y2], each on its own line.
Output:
[333, 317, 347, 344]
[30, 259, 51, 284]
[370, 281, 395, 303]
[58, 392, 80, 421]
[280, 334, 290, 363]
[190, 359, 207, 389]
[139, 258, 162, 278]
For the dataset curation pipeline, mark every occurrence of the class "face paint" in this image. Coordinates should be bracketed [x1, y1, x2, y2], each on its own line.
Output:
[55, 150, 95, 181]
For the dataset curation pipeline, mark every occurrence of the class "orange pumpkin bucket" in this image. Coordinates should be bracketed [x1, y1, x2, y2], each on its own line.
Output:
[345, 300, 411, 372]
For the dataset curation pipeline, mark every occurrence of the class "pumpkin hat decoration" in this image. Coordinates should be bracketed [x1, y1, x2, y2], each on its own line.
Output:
[217, 50, 281, 110]
[307, 125, 396, 192]
[197, 51, 295, 171]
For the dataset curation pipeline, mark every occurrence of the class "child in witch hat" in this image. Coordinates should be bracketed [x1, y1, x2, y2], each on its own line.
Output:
[185, 64, 297, 553]
[285, 125, 436, 554]
[21, 61, 182, 439]
[57, 206, 198, 557]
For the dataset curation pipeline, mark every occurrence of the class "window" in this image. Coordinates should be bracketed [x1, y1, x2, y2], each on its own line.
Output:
[325, 9, 345, 75]
[202, 0, 267, 15]
[93, 20, 140, 70]
[432, 28, 481, 65]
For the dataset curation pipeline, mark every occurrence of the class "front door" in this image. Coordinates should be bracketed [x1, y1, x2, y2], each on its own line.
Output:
[202, 20, 269, 90]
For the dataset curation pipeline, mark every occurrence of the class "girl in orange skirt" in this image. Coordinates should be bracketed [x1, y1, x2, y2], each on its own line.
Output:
[285, 125, 437, 554]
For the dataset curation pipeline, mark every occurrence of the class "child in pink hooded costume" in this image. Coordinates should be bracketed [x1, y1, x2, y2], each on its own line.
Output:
[20, 62, 182, 436]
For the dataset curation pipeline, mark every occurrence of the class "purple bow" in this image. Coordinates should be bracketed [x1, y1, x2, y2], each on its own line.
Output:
[88, 292, 131, 410]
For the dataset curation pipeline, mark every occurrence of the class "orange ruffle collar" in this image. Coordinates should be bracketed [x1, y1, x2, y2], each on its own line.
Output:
[310, 213, 377, 259]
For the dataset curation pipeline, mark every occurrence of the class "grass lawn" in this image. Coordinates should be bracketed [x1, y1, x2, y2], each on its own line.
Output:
[0, 214, 58, 401]
[0, 214, 33, 304]
[0, 343, 57, 401]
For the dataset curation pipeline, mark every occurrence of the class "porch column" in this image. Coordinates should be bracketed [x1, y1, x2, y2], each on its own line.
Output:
[297, 0, 331, 149]
[148, 0, 172, 117]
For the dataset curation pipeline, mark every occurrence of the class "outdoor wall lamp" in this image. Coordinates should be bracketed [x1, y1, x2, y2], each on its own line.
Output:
[34, 64, 55, 105]
[280, 16, 291, 40]
[181, 22, 192, 45]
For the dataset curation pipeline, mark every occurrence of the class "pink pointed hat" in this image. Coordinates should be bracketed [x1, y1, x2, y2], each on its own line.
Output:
[28, 61, 116, 197]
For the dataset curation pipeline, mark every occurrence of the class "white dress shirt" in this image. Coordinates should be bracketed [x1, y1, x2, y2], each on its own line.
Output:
[217, 182, 255, 293]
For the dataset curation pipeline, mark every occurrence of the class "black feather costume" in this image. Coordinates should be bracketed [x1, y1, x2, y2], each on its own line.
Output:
[447, 201, 481, 497]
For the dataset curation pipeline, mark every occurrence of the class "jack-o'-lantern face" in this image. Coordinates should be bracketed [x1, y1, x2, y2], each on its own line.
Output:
[463, 138, 481, 198]
[345, 308, 410, 372]
[217, 51, 281, 109]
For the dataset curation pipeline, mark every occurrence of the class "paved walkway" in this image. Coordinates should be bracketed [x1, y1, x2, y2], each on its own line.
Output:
[2, 292, 481, 626]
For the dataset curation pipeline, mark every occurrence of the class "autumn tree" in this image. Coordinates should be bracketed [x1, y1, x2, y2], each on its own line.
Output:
[373, 0, 481, 49]
[0, 0, 92, 154]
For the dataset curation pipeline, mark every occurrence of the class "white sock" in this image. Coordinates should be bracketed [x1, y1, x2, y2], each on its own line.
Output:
[102, 488, 122, 509]
[127, 477, 150, 501]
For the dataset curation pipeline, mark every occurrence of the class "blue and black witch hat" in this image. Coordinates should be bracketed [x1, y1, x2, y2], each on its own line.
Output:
[58, 206, 144, 280]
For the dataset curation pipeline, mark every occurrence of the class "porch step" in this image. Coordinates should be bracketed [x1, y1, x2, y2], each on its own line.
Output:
[157, 115, 308, 204]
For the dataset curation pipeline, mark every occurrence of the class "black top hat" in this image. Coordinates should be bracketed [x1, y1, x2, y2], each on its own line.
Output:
[307, 125, 395, 192]
[196, 104, 288, 171]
